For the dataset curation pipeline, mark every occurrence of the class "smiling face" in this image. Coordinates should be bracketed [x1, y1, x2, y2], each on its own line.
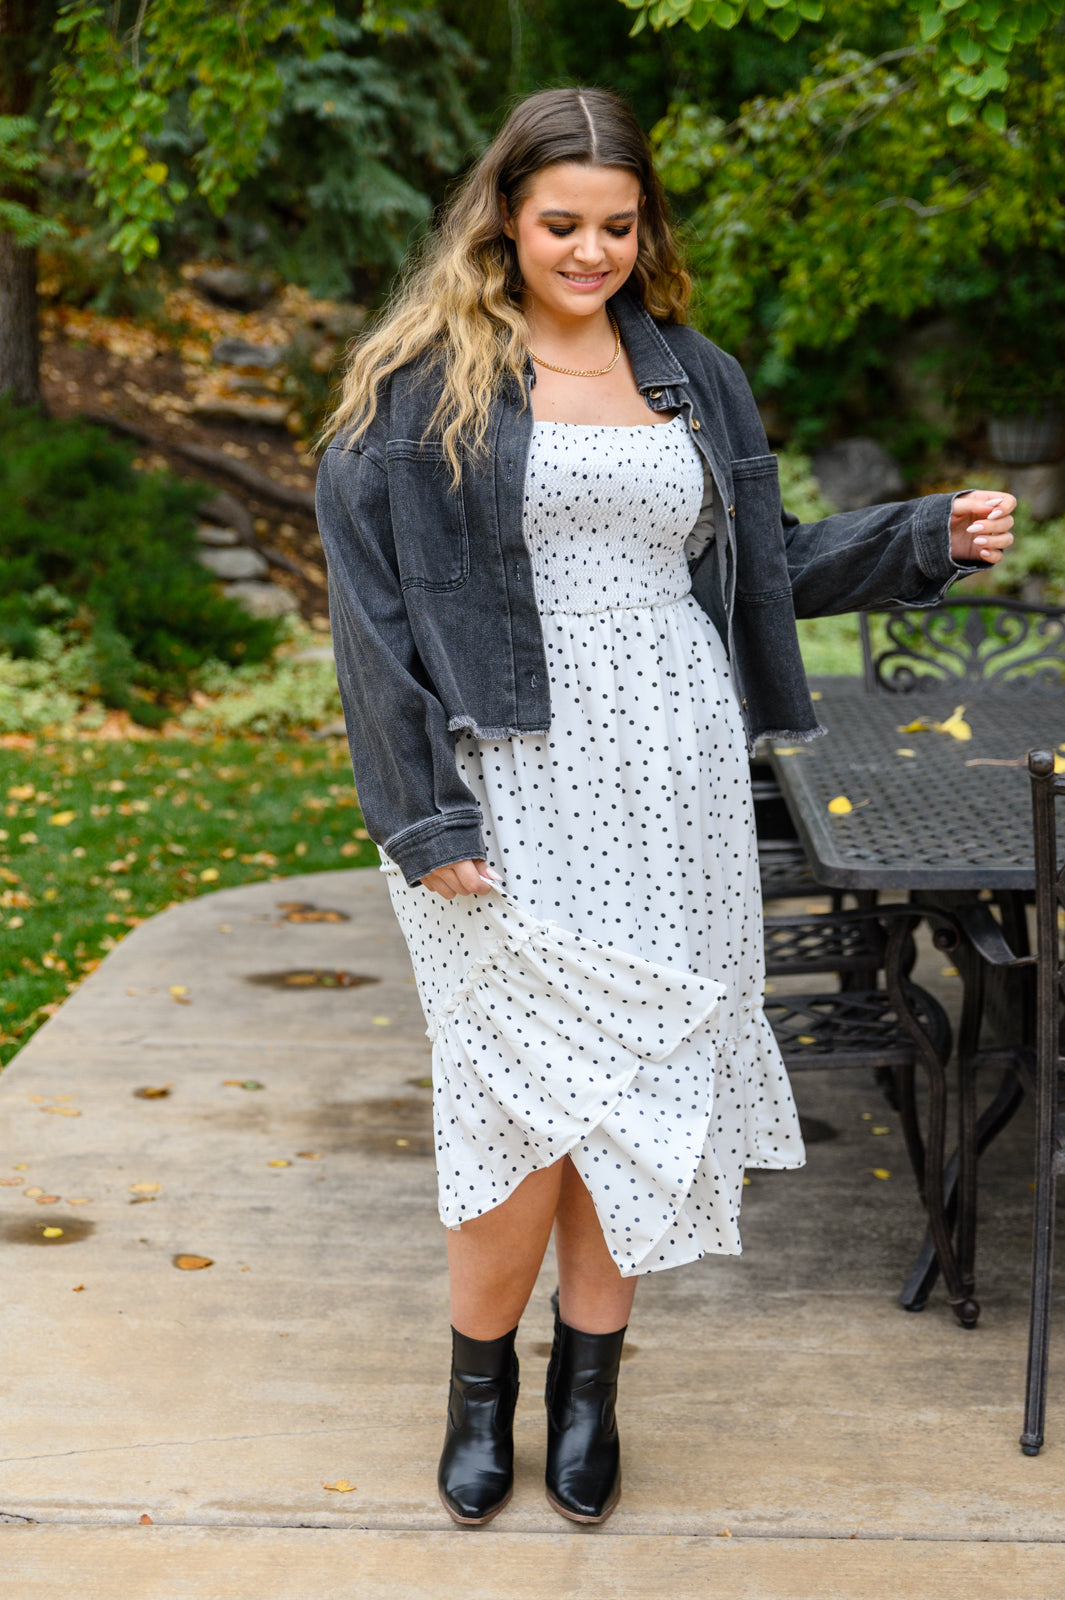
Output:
[502, 162, 642, 327]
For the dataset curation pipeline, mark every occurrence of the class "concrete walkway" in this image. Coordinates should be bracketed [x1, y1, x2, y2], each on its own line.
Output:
[1, 868, 1062, 1598]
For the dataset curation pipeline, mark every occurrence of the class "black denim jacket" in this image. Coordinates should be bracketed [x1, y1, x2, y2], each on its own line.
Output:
[317, 290, 974, 885]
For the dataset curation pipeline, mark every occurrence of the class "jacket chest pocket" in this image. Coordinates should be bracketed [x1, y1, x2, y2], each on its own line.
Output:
[731, 453, 788, 599]
[386, 438, 470, 592]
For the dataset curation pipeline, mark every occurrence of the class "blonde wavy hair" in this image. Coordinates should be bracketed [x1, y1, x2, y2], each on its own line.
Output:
[320, 87, 691, 484]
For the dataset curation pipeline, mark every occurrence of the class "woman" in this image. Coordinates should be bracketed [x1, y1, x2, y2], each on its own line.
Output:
[316, 87, 1014, 1528]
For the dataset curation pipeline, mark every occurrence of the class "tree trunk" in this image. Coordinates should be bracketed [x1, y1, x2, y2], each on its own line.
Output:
[0, 0, 43, 407]
[0, 235, 41, 406]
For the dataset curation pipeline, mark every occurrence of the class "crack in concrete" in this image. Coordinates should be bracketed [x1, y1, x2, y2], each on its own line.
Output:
[0, 1426, 363, 1465]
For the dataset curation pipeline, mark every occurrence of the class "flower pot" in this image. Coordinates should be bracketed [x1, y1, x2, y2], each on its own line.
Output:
[988, 410, 1065, 466]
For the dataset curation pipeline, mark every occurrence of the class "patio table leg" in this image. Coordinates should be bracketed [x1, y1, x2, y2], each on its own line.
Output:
[899, 1069, 1025, 1313]
[885, 915, 980, 1328]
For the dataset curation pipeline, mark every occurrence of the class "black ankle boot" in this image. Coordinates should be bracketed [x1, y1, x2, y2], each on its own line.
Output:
[438, 1326, 519, 1526]
[545, 1313, 626, 1523]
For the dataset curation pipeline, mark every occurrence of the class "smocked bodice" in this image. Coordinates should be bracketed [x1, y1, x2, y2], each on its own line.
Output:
[522, 416, 704, 616]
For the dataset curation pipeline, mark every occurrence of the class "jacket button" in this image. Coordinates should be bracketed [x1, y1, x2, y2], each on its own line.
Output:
[691, 418, 701, 431]
[742, 697, 748, 710]
[728, 504, 735, 518]
[648, 388, 663, 400]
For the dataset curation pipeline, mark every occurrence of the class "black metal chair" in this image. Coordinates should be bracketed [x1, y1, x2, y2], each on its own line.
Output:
[951, 749, 1065, 1452]
[760, 899, 991, 1319]
[859, 596, 1065, 696]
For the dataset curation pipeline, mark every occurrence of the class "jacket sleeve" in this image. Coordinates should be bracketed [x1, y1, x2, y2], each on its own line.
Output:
[782, 493, 981, 620]
[316, 443, 485, 886]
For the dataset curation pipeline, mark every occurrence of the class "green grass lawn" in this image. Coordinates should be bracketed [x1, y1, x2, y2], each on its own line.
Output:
[0, 735, 377, 1068]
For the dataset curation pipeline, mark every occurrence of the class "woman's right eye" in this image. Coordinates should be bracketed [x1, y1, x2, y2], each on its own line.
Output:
[547, 227, 576, 237]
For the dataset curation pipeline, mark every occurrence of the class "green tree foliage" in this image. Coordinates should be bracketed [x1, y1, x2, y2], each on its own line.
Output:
[620, 0, 1061, 125]
[48, 0, 334, 272]
[616, 0, 1065, 439]
[195, 9, 482, 298]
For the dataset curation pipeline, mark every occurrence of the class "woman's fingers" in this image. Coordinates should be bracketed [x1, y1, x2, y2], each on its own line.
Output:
[422, 859, 500, 898]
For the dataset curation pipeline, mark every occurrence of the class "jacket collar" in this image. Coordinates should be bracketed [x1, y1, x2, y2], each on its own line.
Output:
[609, 288, 689, 390]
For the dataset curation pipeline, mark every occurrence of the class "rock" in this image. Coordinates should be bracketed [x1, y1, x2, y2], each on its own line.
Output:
[223, 581, 301, 619]
[198, 547, 270, 581]
[1007, 461, 1065, 521]
[810, 439, 904, 512]
[192, 267, 276, 311]
[189, 395, 290, 428]
[199, 491, 254, 541]
[196, 523, 239, 548]
[211, 337, 284, 370]
[309, 304, 367, 340]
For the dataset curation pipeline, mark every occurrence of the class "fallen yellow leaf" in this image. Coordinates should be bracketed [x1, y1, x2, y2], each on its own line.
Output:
[897, 718, 933, 734]
[169, 985, 188, 997]
[173, 1254, 213, 1270]
[67, 1197, 92, 1206]
[48, 811, 76, 827]
[934, 705, 972, 741]
[1055, 755, 1065, 774]
[24, 1187, 44, 1198]
[872, 1168, 891, 1181]
[871, 1126, 890, 1136]
[42, 1226, 64, 1238]
[296, 1151, 323, 1160]
[796, 1035, 817, 1045]
[199, 867, 219, 882]
[371, 1016, 392, 1027]
[827, 796, 853, 815]
[134, 1085, 172, 1099]
[268, 1159, 291, 1168]
[773, 746, 801, 756]
[129, 1182, 162, 1195]
[895, 748, 916, 758]
[43, 1106, 82, 1117]
[7, 784, 34, 801]
[323, 1480, 356, 1493]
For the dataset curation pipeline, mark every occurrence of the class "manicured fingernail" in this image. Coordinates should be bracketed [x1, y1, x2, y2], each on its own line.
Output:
[975, 536, 988, 545]
[970, 523, 985, 533]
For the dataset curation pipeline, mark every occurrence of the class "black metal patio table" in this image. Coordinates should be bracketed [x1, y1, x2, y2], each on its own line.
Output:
[767, 679, 1063, 1325]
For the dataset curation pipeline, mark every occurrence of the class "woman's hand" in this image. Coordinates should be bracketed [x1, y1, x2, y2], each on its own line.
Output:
[949, 490, 1017, 565]
[421, 859, 501, 899]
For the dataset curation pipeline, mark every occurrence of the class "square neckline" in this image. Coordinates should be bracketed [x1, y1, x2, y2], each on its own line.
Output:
[531, 413, 683, 430]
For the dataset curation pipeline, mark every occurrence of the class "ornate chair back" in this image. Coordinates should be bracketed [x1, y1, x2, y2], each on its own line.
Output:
[858, 598, 1065, 695]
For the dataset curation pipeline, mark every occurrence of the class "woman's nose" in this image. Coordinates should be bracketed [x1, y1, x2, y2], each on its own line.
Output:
[570, 231, 605, 264]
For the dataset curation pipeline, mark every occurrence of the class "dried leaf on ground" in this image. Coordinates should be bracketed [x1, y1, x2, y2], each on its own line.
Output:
[322, 1480, 356, 1493]
[42, 1226, 64, 1238]
[827, 796, 853, 815]
[173, 1254, 213, 1270]
[134, 1086, 172, 1099]
[129, 1182, 162, 1194]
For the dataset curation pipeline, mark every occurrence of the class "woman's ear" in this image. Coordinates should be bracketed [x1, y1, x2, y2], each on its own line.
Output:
[500, 193, 515, 241]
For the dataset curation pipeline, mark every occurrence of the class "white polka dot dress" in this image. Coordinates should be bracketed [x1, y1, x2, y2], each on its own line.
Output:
[383, 416, 805, 1275]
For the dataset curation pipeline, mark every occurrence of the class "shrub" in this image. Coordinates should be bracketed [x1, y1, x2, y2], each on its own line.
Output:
[0, 401, 281, 723]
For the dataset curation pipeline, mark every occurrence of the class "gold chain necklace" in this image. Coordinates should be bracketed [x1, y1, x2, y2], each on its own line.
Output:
[527, 313, 621, 377]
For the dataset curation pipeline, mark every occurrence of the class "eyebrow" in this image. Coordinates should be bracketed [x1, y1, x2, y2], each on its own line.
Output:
[537, 208, 638, 222]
